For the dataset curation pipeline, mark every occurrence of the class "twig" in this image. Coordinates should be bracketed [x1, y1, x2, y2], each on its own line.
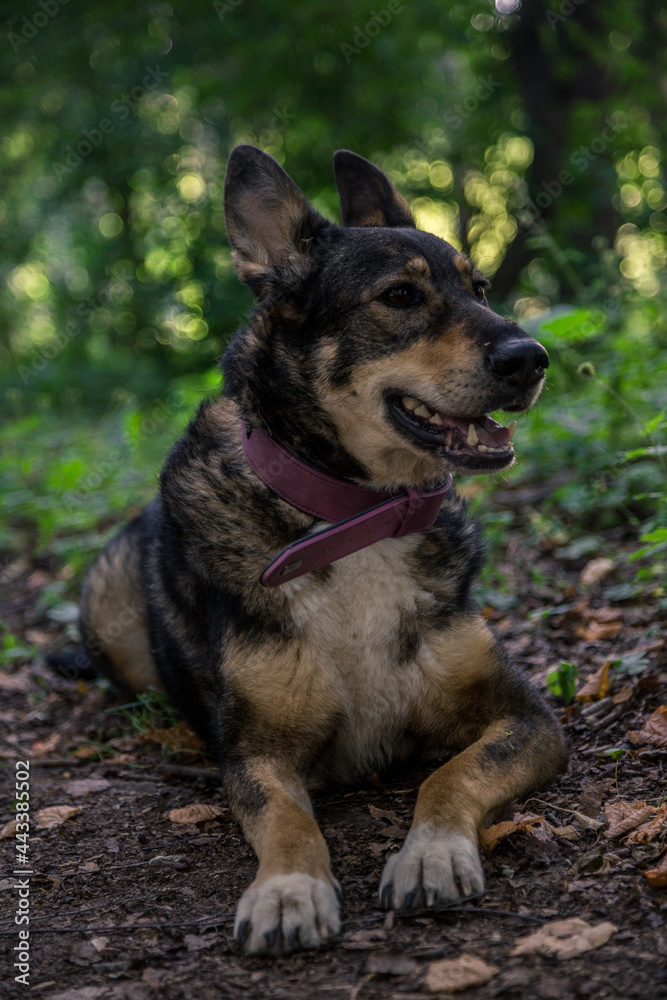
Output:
[157, 763, 221, 781]
[0, 892, 167, 927]
[0, 911, 235, 936]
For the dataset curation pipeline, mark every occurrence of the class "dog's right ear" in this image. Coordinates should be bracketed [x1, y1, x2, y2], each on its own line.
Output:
[334, 150, 415, 228]
[224, 145, 328, 294]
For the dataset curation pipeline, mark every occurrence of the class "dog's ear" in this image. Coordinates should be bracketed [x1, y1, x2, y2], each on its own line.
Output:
[333, 150, 415, 229]
[224, 145, 329, 293]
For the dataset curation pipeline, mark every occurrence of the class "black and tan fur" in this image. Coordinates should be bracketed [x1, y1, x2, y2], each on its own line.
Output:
[80, 145, 567, 955]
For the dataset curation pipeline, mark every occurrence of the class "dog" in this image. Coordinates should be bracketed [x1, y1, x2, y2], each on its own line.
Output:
[79, 144, 567, 956]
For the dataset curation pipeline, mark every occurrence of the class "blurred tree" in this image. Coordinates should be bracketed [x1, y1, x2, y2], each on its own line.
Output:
[0, 0, 664, 411]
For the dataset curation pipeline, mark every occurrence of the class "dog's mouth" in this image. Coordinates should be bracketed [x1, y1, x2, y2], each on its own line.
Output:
[388, 394, 516, 471]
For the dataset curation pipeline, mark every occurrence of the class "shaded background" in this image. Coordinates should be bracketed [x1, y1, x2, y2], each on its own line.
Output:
[0, 0, 665, 610]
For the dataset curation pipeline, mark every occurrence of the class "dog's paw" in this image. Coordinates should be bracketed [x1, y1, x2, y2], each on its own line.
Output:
[379, 825, 484, 910]
[234, 873, 342, 955]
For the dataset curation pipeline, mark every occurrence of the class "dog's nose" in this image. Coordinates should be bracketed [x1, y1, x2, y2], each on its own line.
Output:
[488, 339, 549, 387]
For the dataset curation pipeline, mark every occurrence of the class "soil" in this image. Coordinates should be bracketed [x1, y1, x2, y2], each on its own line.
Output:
[1, 518, 666, 1000]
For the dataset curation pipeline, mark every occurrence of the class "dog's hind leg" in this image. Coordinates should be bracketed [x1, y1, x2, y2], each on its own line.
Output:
[227, 757, 341, 956]
[379, 616, 567, 909]
[80, 510, 160, 694]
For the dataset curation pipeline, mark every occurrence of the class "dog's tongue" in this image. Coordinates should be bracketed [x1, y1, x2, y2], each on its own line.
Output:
[446, 414, 512, 448]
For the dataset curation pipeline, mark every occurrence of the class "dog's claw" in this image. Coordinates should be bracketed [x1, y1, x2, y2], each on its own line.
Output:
[381, 884, 393, 910]
[235, 918, 250, 944]
[264, 928, 278, 950]
[286, 925, 301, 949]
[334, 881, 344, 906]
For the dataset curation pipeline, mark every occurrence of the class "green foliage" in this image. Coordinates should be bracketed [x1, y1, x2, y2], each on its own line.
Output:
[111, 687, 181, 735]
[546, 661, 579, 703]
[0, 0, 665, 597]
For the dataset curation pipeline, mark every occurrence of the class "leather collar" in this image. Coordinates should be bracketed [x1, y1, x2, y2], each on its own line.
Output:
[241, 419, 452, 586]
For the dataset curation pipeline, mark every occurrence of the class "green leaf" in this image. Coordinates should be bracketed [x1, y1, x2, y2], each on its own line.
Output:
[546, 661, 578, 703]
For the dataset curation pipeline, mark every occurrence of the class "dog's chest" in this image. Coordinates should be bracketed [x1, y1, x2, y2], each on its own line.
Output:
[285, 537, 440, 779]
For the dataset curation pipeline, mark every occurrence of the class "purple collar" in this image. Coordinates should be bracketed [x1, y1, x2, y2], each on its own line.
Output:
[241, 420, 452, 587]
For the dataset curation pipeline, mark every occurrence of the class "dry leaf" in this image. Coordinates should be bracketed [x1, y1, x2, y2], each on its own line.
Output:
[576, 621, 622, 642]
[589, 607, 623, 623]
[143, 720, 204, 752]
[626, 804, 667, 845]
[369, 804, 406, 827]
[576, 661, 613, 702]
[184, 933, 218, 952]
[511, 917, 616, 959]
[36, 805, 79, 829]
[168, 803, 225, 824]
[31, 733, 61, 757]
[644, 852, 667, 888]
[365, 951, 418, 975]
[425, 954, 499, 993]
[342, 928, 387, 951]
[480, 812, 545, 850]
[545, 822, 580, 842]
[572, 811, 605, 831]
[64, 778, 111, 798]
[627, 706, 667, 749]
[612, 686, 633, 705]
[0, 819, 18, 839]
[579, 558, 615, 586]
[604, 800, 656, 839]
[0, 671, 31, 692]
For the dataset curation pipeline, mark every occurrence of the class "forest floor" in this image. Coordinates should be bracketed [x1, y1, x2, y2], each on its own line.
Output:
[1, 503, 666, 1000]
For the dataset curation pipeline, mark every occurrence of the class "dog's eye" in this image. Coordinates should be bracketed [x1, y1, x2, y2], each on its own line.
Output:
[381, 284, 418, 307]
[473, 281, 488, 302]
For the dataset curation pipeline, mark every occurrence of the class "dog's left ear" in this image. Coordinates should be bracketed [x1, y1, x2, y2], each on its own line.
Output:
[224, 144, 329, 294]
[334, 150, 415, 229]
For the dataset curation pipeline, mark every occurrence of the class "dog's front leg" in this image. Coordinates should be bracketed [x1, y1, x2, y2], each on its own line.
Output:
[227, 758, 341, 955]
[380, 619, 567, 910]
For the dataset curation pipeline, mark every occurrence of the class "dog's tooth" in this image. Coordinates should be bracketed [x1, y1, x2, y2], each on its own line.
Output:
[402, 396, 419, 411]
[414, 404, 431, 418]
[478, 444, 489, 452]
[508, 420, 517, 440]
[429, 412, 444, 426]
[467, 424, 478, 447]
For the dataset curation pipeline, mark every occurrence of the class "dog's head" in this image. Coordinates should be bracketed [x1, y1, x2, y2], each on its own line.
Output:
[223, 145, 548, 490]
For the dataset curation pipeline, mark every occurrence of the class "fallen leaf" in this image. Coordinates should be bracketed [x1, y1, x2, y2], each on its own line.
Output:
[143, 721, 204, 752]
[589, 607, 623, 623]
[480, 812, 545, 850]
[627, 705, 667, 749]
[511, 917, 617, 959]
[90, 937, 108, 953]
[365, 951, 418, 975]
[0, 671, 31, 692]
[580, 558, 615, 586]
[576, 621, 622, 642]
[576, 661, 613, 702]
[604, 800, 655, 839]
[168, 803, 225, 824]
[377, 825, 408, 840]
[425, 954, 499, 993]
[545, 822, 580, 842]
[184, 933, 218, 952]
[31, 733, 61, 757]
[572, 811, 605, 831]
[626, 803, 667, 845]
[35, 805, 79, 829]
[612, 686, 633, 705]
[342, 928, 388, 950]
[369, 804, 406, 827]
[64, 778, 111, 798]
[0, 819, 17, 839]
[644, 852, 667, 888]
[48, 989, 106, 1000]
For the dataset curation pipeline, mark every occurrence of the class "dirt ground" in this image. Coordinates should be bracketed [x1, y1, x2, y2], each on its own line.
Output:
[1, 520, 666, 1000]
